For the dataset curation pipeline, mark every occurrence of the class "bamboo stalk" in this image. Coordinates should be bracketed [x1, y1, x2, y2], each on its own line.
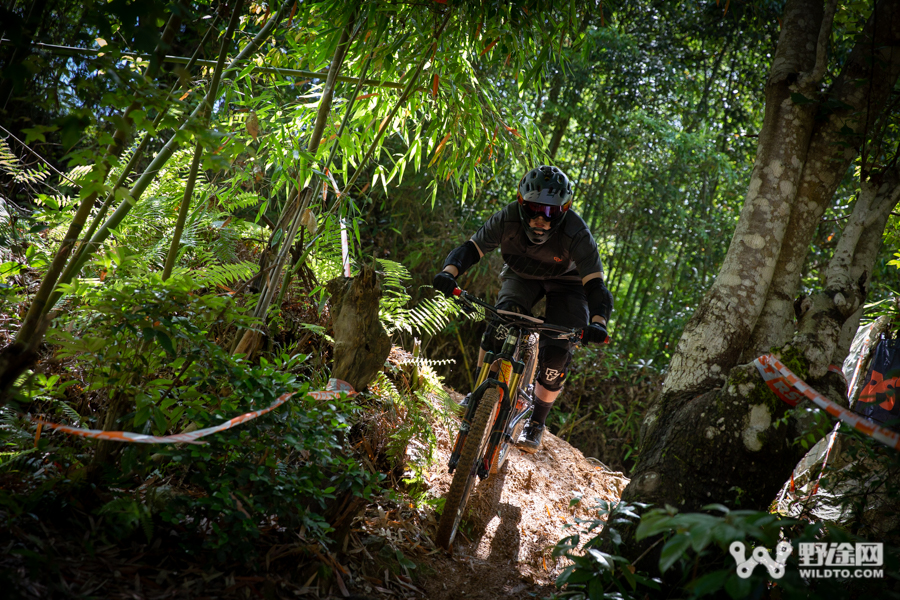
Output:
[232, 11, 358, 357]
[241, 5, 372, 329]
[50, 1, 290, 306]
[161, 144, 204, 279]
[274, 30, 379, 307]
[13, 14, 181, 345]
[162, 1, 244, 280]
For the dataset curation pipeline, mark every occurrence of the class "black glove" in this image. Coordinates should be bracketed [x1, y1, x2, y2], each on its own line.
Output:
[433, 271, 458, 298]
[583, 322, 609, 345]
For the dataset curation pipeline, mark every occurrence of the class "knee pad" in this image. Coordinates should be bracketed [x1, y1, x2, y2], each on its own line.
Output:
[537, 344, 571, 391]
[480, 301, 528, 353]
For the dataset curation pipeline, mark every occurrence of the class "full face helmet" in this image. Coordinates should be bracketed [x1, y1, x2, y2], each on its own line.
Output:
[516, 165, 573, 244]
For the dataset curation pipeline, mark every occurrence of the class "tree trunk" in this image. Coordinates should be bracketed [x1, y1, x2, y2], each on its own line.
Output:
[325, 265, 391, 392]
[661, 0, 824, 397]
[613, 0, 900, 571]
[744, 0, 900, 363]
[547, 114, 570, 160]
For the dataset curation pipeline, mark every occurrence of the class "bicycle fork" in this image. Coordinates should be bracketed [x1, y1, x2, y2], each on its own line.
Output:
[448, 346, 526, 477]
[478, 362, 525, 478]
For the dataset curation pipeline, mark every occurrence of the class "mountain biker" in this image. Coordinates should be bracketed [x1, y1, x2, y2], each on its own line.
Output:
[433, 165, 613, 454]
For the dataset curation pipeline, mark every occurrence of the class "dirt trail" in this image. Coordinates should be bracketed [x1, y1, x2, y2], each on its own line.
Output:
[350, 390, 629, 600]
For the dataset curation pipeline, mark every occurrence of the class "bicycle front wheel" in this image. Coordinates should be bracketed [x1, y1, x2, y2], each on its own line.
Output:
[435, 386, 500, 549]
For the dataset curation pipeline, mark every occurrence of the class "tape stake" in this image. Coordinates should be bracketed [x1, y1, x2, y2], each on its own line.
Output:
[33, 379, 356, 445]
[753, 354, 900, 452]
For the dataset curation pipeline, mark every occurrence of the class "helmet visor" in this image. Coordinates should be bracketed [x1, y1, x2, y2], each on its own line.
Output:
[522, 201, 567, 221]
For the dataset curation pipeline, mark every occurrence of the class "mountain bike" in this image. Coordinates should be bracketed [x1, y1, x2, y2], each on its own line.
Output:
[435, 288, 584, 549]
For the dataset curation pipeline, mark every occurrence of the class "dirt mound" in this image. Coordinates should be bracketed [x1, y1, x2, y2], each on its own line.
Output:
[411, 390, 628, 599]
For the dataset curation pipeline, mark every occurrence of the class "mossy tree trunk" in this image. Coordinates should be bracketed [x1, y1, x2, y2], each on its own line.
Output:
[615, 0, 900, 567]
[326, 265, 391, 392]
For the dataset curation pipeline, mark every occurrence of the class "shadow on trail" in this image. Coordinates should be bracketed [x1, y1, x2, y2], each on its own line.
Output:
[460, 460, 523, 563]
[464, 458, 512, 542]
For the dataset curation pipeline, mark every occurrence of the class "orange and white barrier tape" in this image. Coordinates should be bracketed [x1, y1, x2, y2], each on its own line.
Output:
[32, 378, 356, 445]
[753, 354, 900, 452]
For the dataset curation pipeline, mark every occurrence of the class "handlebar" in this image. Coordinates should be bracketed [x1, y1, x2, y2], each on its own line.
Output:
[451, 288, 584, 342]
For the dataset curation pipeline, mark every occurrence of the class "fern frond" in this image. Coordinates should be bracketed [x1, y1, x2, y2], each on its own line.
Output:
[308, 216, 346, 283]
[207, 216, 242, 264]
[375, 258, 462, 338]
[371, 371, 401, 401]
[66, 164, 95, 186]
[219, 191, 263, 211]
[0, 406, 32, 447]
[396, 355, 456, 367]
[43, 396, 83, 426]
[0, 138, 49, 185]
[0, 447, 43, 472]
[193, 261, 258, 289]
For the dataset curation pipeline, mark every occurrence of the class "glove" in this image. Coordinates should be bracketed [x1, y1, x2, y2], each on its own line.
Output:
[433, 271, 458, 298]
[583, 322, 609, 345]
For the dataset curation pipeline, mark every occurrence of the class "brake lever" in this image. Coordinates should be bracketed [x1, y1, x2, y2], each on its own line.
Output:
[452, 288, 477, 314]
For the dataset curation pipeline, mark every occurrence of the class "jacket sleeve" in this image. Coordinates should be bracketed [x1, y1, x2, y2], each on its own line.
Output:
[442, 241, 481, 275]
[469, 203, 514, 255]
[584, 277, 613, 322]
[570, 228, 604, 281]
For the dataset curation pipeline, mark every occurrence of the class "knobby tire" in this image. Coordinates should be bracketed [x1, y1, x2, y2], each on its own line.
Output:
[436, 387, 500, 549]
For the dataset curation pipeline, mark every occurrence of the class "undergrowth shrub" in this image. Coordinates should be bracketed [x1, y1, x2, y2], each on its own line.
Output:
[554, 497, 900, 599]
[356, 350, 456, 508]
[156, 370, 382, 561]
[1, 272, 382, 562]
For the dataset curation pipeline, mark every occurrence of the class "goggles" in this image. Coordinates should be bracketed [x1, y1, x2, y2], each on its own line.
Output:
[520, 200, 570, 221]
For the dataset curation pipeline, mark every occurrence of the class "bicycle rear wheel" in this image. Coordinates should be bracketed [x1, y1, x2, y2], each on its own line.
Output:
[435, 386, 500, 549]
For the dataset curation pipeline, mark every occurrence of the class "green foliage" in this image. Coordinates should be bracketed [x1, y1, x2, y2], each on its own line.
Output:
[0, 138, 49, 186]
[368, 357, 455, 508]
[98, 496, 154, 543]
[156, 368, 381, 559]
[553, 501, 661, 599]
[378, 257, 464, 337]
[3, 272, 383, 561]
[41, 274, 257, 433]
[4, 0, 899, 589]
[554, 500, 900, 600]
